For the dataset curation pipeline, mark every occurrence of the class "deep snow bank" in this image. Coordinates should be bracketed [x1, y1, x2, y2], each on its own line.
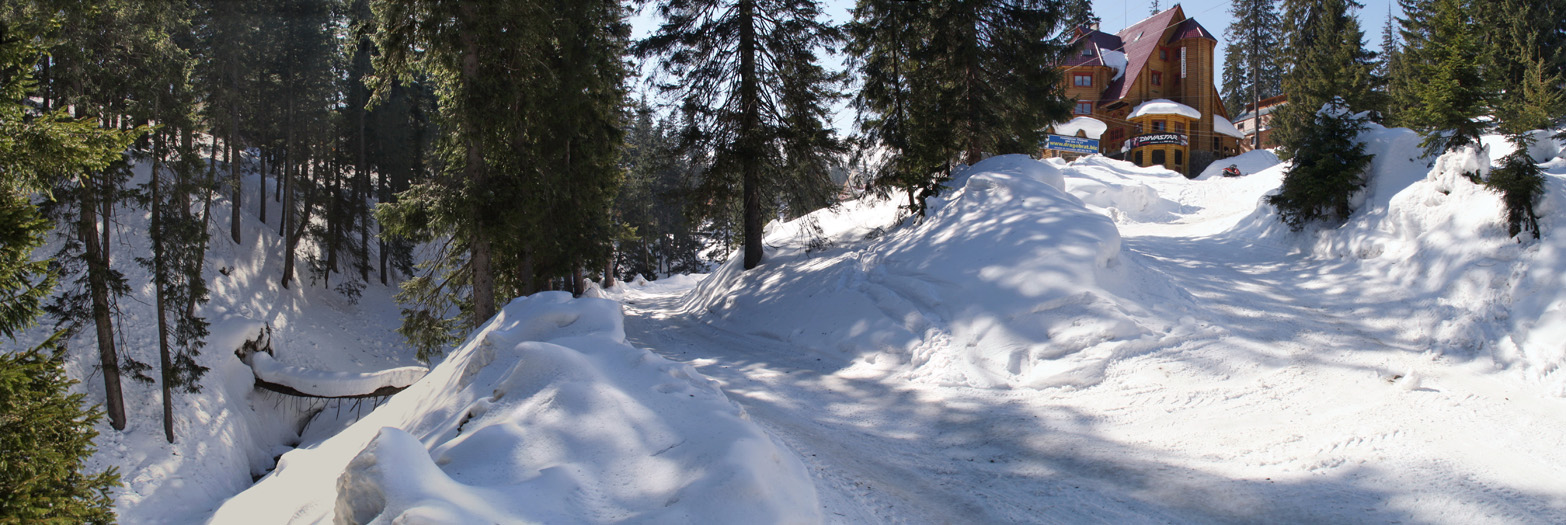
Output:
[684, 155, 1202, 389]
[211, 292, 818, 524]
[1222, 125, 1566, 396]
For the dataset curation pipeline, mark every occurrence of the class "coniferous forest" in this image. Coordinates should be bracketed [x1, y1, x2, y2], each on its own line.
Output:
[3, 0, 1566, 522]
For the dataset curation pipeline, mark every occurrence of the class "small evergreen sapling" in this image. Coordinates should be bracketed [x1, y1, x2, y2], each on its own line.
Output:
[1269, 99, 1375, 229]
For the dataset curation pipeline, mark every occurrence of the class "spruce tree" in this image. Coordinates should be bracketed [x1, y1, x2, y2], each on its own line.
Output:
[1221, 0, 1284, 120]
[637, 0, 844, 270]
[1398, 0, 1485, 154]
[1273, 0, 1377, 153]
[0, 17, 126, 523]
[1269, 99, 1374, 229]
[1059, 0, 1098, 34]
[375, 0, 629, 356]
[1270, 0, 1378, 229]
[848, 0, 1072, 216]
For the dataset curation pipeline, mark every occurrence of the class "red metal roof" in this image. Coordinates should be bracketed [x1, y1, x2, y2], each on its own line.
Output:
[1103, 5, 1185, 102]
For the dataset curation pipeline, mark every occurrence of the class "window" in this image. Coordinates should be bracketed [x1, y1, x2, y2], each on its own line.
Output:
[1152, 149, 1166, 165]
[1174, 122, 1185, 133]
[1075, 101, 1093, 114]
[1134, 151, 1144, 165]
[1174, 150, 1184, 165]
[1082, 46, 1094, 57]
[1212, 137, 1220, 150]
[1074, 74, 1093, 87]
[1159, 48, 1168, 61]
[1152, 120, 1166, 131]
[1151, 71, 1162, 86]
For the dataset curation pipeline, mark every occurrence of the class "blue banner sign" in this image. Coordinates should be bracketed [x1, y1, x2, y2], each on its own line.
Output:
[1044, 134, 1100, 155]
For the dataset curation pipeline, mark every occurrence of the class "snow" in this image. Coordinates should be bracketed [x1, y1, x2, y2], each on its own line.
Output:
[1128, 98, 1202, 120]
[211, 292, 818, 523]
[248, 352, 427, 397]
[1194, 148, 1282, 180]
[1053, 116, 1108, 139]
[10, 154, 428, 524]
[606, 135, 1566, 522]
[1102, 49, 1128, 81]
[1213, 114, 1246, 139]
[21, 121, 1566, 523]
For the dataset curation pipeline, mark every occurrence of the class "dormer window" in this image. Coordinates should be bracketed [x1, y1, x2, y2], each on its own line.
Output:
[1082, 46, 1094, 57]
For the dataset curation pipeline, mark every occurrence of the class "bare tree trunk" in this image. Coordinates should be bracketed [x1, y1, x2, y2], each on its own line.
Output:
[460, 3, 496, 326]
[739, 0, 763, 270]
[229, 97, 241, 245]
[150, 124, 176, 443]
[259, 149, 268, 225]
[358, 103, 370, 282]
[81, 177, 125, 431]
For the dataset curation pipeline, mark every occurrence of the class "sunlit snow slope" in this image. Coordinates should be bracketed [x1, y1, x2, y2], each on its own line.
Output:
[212, 292, 818, 524]
[615, 129, 1566, 523]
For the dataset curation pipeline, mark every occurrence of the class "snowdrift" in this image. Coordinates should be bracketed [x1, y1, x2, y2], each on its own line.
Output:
[211, 292, 818, 524]
[1223, 124, 1566, 396]
[683, 155, 1202, 389]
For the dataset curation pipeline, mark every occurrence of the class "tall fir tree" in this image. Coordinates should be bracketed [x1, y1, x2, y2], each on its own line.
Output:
[1220, 0, 1284, 124]
[637, 0, 844, 270]
[1480, 0, 1566, 239]
[1270, 0, 1378, 229]
[1397, 0, 1485, 154]
[0, 15, 128, 523]
[375, 0, 629, 357]
[1059, 0, 1098, 34]
[1273, 0, 1378, 152]
[848, 0, 1072, 216]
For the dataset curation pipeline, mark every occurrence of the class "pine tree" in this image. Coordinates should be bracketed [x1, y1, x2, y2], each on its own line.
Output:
[1271, 0, 1378, 229]
[1398, 0, 1485, 154]
[1268, 99, 1374, 229]
[1273, 0, 1378, 154]
[1482, 8, 1566, 239]
[0, 341, 119, 524]
[848, 0, 1072, 216]
[1059, 0, 1098, 34]
[1221, 0, 1284, 121]
[0, 17, 126, 523]
[375, 0, 629, 356]
[1376, 9, 1408, 125]
[638, 0, 844, 270]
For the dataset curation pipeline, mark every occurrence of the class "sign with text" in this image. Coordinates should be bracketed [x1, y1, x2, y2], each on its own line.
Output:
[1128, 132, 1188, 149]
[1044, 134, 1099, 155]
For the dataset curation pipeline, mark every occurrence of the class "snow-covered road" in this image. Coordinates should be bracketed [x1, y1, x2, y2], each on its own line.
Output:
[618, 152, 1566, 523]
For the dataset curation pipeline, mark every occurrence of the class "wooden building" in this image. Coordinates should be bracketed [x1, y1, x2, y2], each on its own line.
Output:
[1057, 5, 1243, 177]
[1234, 94, 1288, 152]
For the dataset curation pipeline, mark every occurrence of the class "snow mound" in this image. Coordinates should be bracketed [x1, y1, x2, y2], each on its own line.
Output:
[1064, 155, 1187, 223]
[1129, 98, 1201, 120]
[683, 154, 1199, 389]
[1222, 123, 1566, 396]
[249, 352, 427, 397]
[211, 292, 818, 523]
[1194, 149, 1281, 180]
[1212, 115, 1246, 139]
[1054, 116, 1108, 139]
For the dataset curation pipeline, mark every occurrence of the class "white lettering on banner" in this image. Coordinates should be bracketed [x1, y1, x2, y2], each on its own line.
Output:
[1181, 47, 1187, 79]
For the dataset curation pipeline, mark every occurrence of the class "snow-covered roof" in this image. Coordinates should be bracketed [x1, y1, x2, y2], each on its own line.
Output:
[1129, 99, 1201, 120]
[1054, 116, 1108, 139]
[1212, 115, 1246, 139]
